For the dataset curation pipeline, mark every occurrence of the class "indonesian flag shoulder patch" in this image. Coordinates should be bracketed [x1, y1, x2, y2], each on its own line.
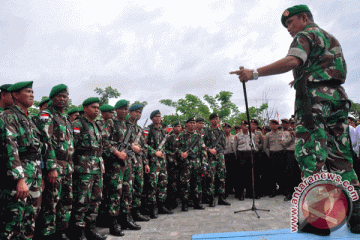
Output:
[40, 113, 50, 120]
[73, 127, 81, 133]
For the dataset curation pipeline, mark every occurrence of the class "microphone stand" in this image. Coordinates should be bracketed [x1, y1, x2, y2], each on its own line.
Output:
[234, 66, 270, 218]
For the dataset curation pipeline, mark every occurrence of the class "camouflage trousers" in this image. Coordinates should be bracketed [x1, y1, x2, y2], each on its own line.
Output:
[72, 174, 103, 227]
[132, 159, 144, 209]
[145, 157, 167, 205]
[205, 153, 226, 196]
[102, 172, 123, 217]
[295, 97, 358, 184]
[0, 176, 42, 240]
[40, 173, 72, 236]
[120, 159, 133, 214]
[167, 158, 179, 200]
[179, 159, 203, 202]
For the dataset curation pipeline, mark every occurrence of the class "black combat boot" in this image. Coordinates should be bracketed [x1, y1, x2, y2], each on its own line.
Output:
[85, 221, 107, 240]
[149, 204, 158, 219]
[132, 207, 150, 222]
[202, 194, 210, 204]
[218, 195, 231, 206]
[56, 230, 70, 240]
[109, 216, 124, 236]
[158, 202, 174, 214]
[194, 200, 205, 210]
[209, 195, 216, 207]
[182, 201, 188, 211]
[73, 226, 87, 240]
[120, 213, 141, 230]
[348, 186, 360, 233]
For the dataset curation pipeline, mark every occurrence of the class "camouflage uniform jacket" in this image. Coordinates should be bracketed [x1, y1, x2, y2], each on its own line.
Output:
[72, 116, 105, 174]
[165, 132, 181, 163]
[287, 23, 348, 104]
[203, 126, 226, 155]
[145, 123, 167, 159]
[126, 119, 149, 165]
[38, 105, 75, 175]
[102, 118, 127, 174]
[0, 107, 4, 113]
[177, 130, 207, 163]
[0, 105, 49, 180]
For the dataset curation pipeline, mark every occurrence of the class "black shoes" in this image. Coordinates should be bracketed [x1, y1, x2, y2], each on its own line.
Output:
[209, 196, 216, 207]
[57, 230, 70, 240]
[158, 203, 174, 214]
[149, 204, 158, 219]
[109, 216, 125, 237]
[85, 222, 107, 240]
[194, 201, 205, 210]
[73, 226, 87, 240]
[182, 202, 188, 211]
[284, 193, 292, 201]
[218, 195, 231, 206]
[132, 207, 150, 222]
[119, 213, 141, 230]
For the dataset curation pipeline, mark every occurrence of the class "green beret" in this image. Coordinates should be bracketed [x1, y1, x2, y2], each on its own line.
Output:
[150, 110, 161, 119]
[209, 113, 219, 120]
[281, 5, 311, 27]
[186, 116, 196, 123]
[49, 84, 68, 99]
[115, 99, 129, 109]
[100, 104, 114, 112]
[129, 104, 143, 112]
[162, 122, 167, 127]
[172, 121, 181, 127]
[67, 108, 79, 115]
[39, 97, 50, 107]
[0, 84, 13, 92]
[196, 117, 205, 122]
[78, 106, 84, 113]
[82, 97, 100, 107]
[222, 122, 231, 128]
[8, 81, 33, 92]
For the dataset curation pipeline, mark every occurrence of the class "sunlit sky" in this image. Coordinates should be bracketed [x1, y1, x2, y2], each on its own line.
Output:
[1, 0, 359, 125]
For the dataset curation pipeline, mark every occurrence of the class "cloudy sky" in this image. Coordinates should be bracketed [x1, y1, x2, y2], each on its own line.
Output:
[1, 0, 359, 125]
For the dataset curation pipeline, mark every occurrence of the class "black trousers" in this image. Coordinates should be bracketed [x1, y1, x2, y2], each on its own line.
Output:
[284, 150, 301, 194]
[224, 153, 236, 195]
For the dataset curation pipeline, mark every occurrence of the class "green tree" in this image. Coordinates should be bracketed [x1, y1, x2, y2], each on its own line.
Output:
[350, 100, 360, 119]
[130, 101, 148, 107]
[95, 86, 121, 105]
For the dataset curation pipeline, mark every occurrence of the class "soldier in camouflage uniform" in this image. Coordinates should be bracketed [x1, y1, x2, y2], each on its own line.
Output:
[37, 84, 75, 240]
[165, 121, 182, 210]
[230, 4, 360, 235]
[0, 84, 13, 113]
[111, 100, 141, 230]
[178, 117, 208, 211]
[67, 107, 79, 123]
[0, 81, 54, 239]
[203, 113, 230, 206]
[71, 97, 106, 240]
[124, 104, 151, 222]
[145, 110, 173, 218]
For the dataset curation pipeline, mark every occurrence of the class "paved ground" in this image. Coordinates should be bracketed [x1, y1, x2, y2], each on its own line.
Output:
[99, 194, 292, 240]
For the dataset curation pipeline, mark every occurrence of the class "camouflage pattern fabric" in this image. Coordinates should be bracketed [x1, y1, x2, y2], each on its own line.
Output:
[288, 23, 357, 184]
[145, 123, 168, 204]
[71, 116, 104, 227]
[203, 126, 226, 196]
[37, 105, 75, 235]
[165, 132, 181, 201]
[178, 130, 207, 201]
[72, 174, 103, 227]
[0, 105, 44, 239]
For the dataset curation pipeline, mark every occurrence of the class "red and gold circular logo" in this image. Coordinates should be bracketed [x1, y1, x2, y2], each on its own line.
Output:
[283, 10, 290, 17]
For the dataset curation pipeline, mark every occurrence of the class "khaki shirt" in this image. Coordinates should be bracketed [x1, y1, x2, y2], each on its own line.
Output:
[235, 132, 256, 152]
[264, 130, 285, 152]
[224, 134, 236, 154]
[282, 130, 295, 151]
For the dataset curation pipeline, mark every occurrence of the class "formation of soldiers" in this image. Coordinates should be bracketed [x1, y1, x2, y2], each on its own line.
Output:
[0, 81, 303, 240]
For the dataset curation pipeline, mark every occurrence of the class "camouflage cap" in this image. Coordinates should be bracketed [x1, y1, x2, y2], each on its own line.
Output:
[129, 104, 143, 112]
[67, 107, 79, 115]
[82, 97, 100, 107]
[49, 84, 68, 99]
[222, 122, 231, 128]
[8, 81, 33, 92]
[209, 113, 219, 120]
[99, 104, 114, 112]
[281, 5, 311, 27]
[196, 117, 205, 122]
[270, 119, 279, 124]
[186, 116, 196, 123]
[39, 97, 50, 107]
[234, 125, 241, 129]
[0, 84, 13, 92]
[115, 99, 129, 109]
[150, 110, 161, 119]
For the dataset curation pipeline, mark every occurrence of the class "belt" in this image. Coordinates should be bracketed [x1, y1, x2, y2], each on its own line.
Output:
[76, 149, 102, 157]
[19, 152, 41, 161]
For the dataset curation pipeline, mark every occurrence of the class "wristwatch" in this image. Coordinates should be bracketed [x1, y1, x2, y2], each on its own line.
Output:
[253, 69, 259, 80]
